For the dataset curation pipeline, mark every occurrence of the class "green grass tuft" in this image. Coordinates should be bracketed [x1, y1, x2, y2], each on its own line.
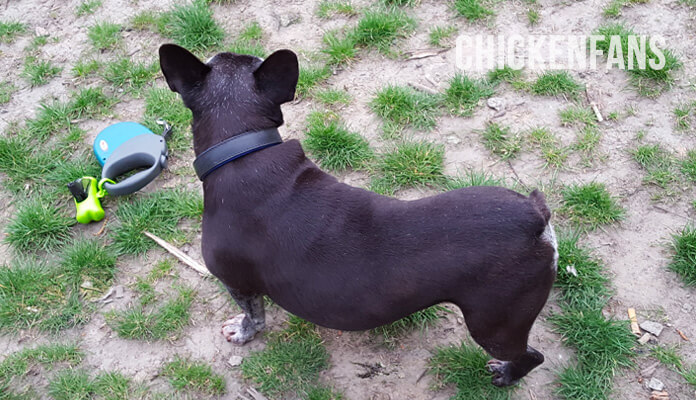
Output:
[76, 0, 102, 16]
[103, 58, 159, 93]
[481, 123, 521, 159]
[296, 65, 331, 98]
[60, 239, 117, 297]
[453, 0, 494, 21]
[48, 369, 95, 400]
[528, 127, 567, 168]
[242, 316, 329, 397]
[166, 0, 225, 51]
[680, 150, 696, 182]
[370, 85, 441, 137]
[530, 71, 582, 98]
[351, 8, 416, 54]
[428, 25, 457, 47]
[22, 57, 62, 87]
[430, 341, 513, 400]
[112, 189, 202, 254]
[303, 111, 374, 171]
[669, 226, 696, 286]
[593, 24, 680, 97]
[555, 236, 610, 310]
[4, 199, 74, 252]
[322, 30, 357, 65]
[372, 306, 446, 347]
[107, 286, 195, 340]
[0, 81, 16, 104]
[442, 170, 506, 190]
[228, 21, 266, 57]
[487, 65, 523, 85]
[560, 182, 624, 229]
[162, 356, 226, 395]
[317, 0, 357, 18]
[87, 22, 122, 51]
[631, 144, 677, 188]
[371, 141, 445, 195]
[444, 74, 494, 116]
[559, 106, 596, 127]
[0, 343, 82, 387]
[70, 87, 116, 119]
[143, 87, 193, 152]
[0, 21, 26, 43]
[314, 88, 351, 106]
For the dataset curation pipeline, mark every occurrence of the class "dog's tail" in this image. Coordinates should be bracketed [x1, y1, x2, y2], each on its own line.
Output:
[529, 189, 558, 272]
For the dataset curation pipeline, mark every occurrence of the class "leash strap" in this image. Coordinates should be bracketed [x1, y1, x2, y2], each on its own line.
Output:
[193, 128, 282, 181]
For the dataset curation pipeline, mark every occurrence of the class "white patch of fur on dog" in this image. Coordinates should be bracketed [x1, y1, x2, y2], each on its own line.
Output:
[541, 223, 559, 271]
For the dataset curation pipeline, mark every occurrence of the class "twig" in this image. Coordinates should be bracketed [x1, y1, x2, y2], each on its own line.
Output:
[94, 217, 108, 236]
[408, 82, 439, 95]
[506, 160, 530, 191]
[676, 328, 689, 341]
[143, 231, 211, 277]
[585, 87, 603, 122]
[406, 48, 447, 60]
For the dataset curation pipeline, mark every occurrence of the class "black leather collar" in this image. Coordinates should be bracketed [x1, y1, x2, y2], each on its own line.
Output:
[193, 128, 283, 181]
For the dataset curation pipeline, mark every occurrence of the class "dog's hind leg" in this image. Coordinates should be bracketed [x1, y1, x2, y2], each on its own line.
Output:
[221, 285, 265, 345]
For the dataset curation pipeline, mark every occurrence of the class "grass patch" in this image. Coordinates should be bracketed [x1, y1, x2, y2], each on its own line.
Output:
[22, 57, 62, 87]
[4, 198, 74, 252]
[0, 133, 62, 192]
[87, 22, 122, 51]
[162, 356, 225, 395]
[444, 74, 494, 116]
[593, 24, 680, 96]
[0, 343, 82, 385]
[481, 123, 521, 160]
[528, 127, 567, 168]
[166, 0, 225, 51]
[142, 87, 193, 152]
[487, 65, 523, 85]
[60, 238, 117, 299]
[351, 8, 416, 54]
[631, 144, 677, 189]
[0, 21, 26, 43]
[111, 188, 202, 254]
[429, 25, 457, 47]
[0, 81, 16, 104]
[430, 341, 513, 400]
[317, 0, 357, 18]
[242, 315, 329, 397]
[669, 226, 696, 286]
[107, 286, 195, 340]
[453, 0, 494, 21]
[370, 85, 441, 137]
[680, 150, 696, 182]
[70, 87, 116, 119]
[76, 0, 102, 16]
[559, 106, 596, 127]
[48, 369, 94, 400]
[296, 65, 331, 98]
[530, 71, 582, 98]
[555, 236, 610, 311]
[371, 141, 445, 195]
[314, 88, 351, 106]
[674, 102, 694, 130]
[442, 170, 506, 190]
[228, 21, 266, 58]
[72, 59, 101, 77]
[372, 306, 446, 347]
[103, 58, 159, 93]
[560, 182, 624, 229]
[651, 345, 696, 387]
[303, 111, 374, 171]
[322, 30, 357, 65]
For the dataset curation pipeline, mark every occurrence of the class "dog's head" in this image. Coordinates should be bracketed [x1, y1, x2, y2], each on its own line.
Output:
[159, 44, 299, 151]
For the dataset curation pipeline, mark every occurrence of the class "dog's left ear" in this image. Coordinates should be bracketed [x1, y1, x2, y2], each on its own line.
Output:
[159, 44, 211, 94]
[253, 49, 299, 104]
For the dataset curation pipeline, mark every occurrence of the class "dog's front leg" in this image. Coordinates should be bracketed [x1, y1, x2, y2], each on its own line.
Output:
[221, 285, 266, 345]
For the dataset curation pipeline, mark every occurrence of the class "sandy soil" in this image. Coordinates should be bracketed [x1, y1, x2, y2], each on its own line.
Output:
[1, 0, 696, 399]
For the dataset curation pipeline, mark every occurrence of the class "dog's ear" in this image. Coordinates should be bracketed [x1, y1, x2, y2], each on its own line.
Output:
[253, 49, 299, 104]
[159, 44, 211, 94]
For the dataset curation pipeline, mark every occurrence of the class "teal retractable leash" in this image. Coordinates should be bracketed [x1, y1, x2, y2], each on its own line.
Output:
[68, 119, 171, 224]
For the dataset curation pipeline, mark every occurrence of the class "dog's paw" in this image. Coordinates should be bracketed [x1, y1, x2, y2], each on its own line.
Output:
[486, 359, 520, 387]
[221, 314, 257, 345]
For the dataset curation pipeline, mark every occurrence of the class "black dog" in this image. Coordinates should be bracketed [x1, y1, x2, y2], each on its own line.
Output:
[159, 44, 558, 387]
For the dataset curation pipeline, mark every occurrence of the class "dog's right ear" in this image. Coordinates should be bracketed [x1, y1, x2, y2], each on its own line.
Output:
[159, 44, 211, 94]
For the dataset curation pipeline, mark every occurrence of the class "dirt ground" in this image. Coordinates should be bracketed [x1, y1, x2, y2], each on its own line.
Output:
[1, 0, 696, 399]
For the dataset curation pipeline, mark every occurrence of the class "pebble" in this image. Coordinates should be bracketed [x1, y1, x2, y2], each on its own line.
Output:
[638, 333, 652, 345]
[227, 355, 243, 367]
[683, 303, 693, 313]
[279, 13, 301, 27]
[487, 97, 504, 111]
[647, 377, 664, 391]
[640, 321, 664, 337]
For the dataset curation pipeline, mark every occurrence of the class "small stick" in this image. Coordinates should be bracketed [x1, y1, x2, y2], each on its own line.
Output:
[591, 102, 603, 122]
[408, 82, 439, 95]
[628, 308, 641, 336]
[94, 217, 108, 236]
[676, 328, 689, 341]
[143, 231, 211, 277]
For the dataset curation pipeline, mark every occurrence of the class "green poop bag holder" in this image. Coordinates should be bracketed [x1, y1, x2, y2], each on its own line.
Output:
[67, 119, 171, 224]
